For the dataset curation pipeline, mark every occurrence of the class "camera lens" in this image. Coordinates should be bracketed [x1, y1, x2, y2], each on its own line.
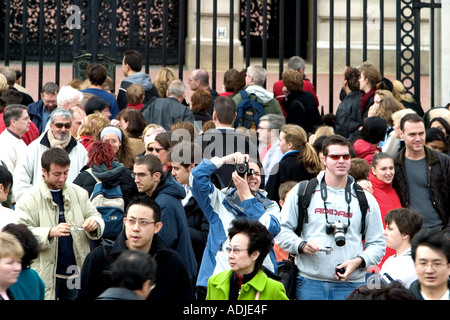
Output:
[335, 231, 346, 246]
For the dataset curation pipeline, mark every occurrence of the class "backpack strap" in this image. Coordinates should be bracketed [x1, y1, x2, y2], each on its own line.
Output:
[354, 183, 368, 237]
[294, 178, 369, 238]
[239, 90, 249, 100]
[101, 238, 115, 277]
[86, 167, 101, 184]
[294, 178, 318, 236]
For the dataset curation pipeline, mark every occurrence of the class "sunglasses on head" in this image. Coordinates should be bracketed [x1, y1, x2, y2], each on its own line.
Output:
[327, 153, 351, 161]
[53, 122, 71, 129]
[147, 147, 165, 153]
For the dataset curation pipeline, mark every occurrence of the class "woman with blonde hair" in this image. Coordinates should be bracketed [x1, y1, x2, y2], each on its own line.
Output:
[154, 67, 176, 98]
[265, 124, 321, 203]
[392, 79, 424, 117]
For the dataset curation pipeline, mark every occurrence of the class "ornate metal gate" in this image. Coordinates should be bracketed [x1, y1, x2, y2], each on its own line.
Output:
[397, 0, 441, 108]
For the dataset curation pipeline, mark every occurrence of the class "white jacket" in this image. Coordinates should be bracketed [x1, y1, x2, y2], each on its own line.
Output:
[13, 131, 88, 202]
[16, 177, 104, 300]
[275, 171, 386, 282]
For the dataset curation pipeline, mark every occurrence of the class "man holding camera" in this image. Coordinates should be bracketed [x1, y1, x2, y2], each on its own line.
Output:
[275, 135, 386, 300]
[190, 151, 281, 299]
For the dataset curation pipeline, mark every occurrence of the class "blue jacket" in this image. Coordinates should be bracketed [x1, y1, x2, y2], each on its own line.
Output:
[152, 173, 198, 283]
[190, 158, 281, 287]
[81, 88, 120, 119]
[27, 100, 47, 134]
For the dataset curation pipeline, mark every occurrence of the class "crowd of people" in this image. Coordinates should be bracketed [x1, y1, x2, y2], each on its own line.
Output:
[0, 53, 449, 302]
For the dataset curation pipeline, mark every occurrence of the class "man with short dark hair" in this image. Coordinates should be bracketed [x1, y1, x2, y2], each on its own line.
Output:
[97, 249, 157, 300]
[409, 227, 450, 300]
[16, 147, 104, 300]
[79, 195, 195, 300]
[393, 113, 450, 231]
[117, 50, 159, 110]
[81, 63, 119, 119]
[276, 135, 385, 300]
[194, 96, 259, 186]
[132, 155, 198, 283]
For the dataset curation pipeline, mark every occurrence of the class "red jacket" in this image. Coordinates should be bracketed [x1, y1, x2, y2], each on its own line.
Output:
[369, 171, 402, 268]
[273, 79, 319, 116]
[353, 139, 381, 165]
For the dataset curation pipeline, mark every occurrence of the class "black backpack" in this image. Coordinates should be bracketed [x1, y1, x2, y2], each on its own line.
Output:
[294, 178, 369, 237]
[234, 90, 265, 130]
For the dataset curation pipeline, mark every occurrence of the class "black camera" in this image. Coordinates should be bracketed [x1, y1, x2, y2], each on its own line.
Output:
[235, 161, 254, 178]
[335, 265, 346, 274]
[326, 220, 348, 247]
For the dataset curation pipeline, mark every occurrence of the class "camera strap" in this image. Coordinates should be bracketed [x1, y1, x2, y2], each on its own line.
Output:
[320, 175, 352, 228]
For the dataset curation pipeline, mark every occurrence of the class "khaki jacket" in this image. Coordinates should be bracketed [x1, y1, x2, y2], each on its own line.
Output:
[16, 177, 104, 300]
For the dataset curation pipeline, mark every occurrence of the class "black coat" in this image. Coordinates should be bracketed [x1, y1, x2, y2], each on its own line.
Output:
[393, 146, 450, 231]
[78, 231, 195, 301]
[283, 90, 322, 135]
[335, 90, 363, 138]
[265, 151, 316, 204]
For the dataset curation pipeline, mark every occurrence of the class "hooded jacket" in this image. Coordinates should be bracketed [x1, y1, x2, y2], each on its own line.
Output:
[232, 84, 283, 116]
[151, 172, 198, 283]
[190, 158, 281, 287]
[275, 171, 386, 283]
[117, 72, 159, 110]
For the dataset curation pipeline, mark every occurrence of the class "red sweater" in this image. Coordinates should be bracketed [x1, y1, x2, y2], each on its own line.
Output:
[369, 171, 402, 268]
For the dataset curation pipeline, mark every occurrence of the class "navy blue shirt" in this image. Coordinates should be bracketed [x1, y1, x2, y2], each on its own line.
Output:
[51, 190, 77, 276]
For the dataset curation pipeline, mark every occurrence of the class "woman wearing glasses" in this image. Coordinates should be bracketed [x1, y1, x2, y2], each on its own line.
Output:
[206, 218, 288, 300]
[265, 124, 322, 204]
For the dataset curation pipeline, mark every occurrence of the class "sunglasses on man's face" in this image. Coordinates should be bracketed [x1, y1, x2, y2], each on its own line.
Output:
[147, 147, 164, 153]
[53, 122, 71, 129]
[327, 153, 351, 161]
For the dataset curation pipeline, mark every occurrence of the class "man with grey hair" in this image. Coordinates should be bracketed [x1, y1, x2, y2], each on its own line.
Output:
[188, 69, 219, 114]
[232, 65, 283, 116]
[57, 85, 83, 110]
[27, 82, 59, 134]
[256, 114, 285, 184]
[142, 79, 195, 130]
[13, 108, 88, 201]
[273, 56, 319, 109]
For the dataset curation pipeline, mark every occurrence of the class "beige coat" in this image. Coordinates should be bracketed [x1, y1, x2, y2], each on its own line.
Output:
[16, 177, 104, 300]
